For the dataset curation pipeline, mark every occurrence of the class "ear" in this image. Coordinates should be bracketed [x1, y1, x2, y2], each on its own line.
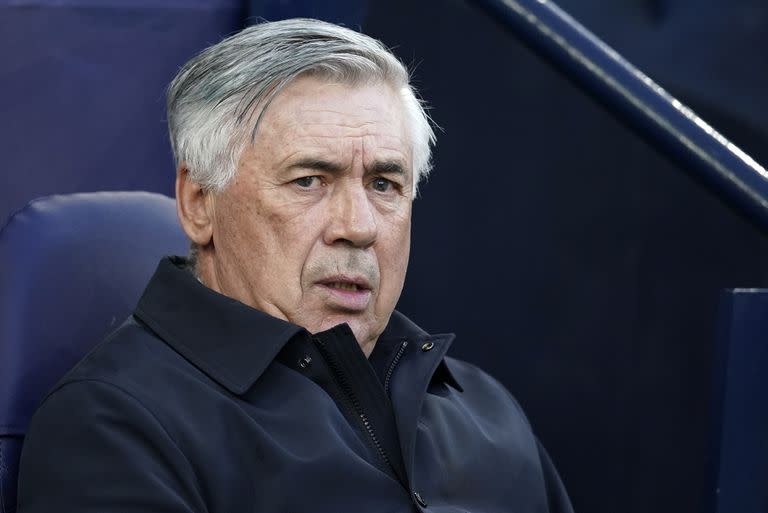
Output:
[176, 165, 214, 246]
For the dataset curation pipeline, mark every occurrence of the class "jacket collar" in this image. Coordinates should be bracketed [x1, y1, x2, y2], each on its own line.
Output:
[377, 311, 463, 393]
[135, 256, 461, 394]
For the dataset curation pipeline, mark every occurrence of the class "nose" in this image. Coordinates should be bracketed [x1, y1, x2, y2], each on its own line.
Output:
[324, 181, 377, 248]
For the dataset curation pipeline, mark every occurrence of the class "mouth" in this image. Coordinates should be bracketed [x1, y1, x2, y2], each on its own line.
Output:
[318, 275, 372, 291]
[324, 281, 367, 292]
[316, 276, 373, 311]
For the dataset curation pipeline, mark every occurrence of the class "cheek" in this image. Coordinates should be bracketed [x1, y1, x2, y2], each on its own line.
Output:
[236, 193, 310, 250]
[379, 216, 412, 293]
[267, 205, 324, 261]
[262, 205, 331, 296]
[214, 199, 293, 278]
[224, 203, 271, 253]
[215, 201, 251, 253]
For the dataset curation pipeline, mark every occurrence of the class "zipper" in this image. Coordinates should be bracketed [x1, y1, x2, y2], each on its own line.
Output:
[312, 337, 398, 479]
[384, 340, 408, 394]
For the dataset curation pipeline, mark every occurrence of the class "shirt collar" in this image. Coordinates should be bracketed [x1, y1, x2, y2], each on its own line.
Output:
[134, 256, 462, 394]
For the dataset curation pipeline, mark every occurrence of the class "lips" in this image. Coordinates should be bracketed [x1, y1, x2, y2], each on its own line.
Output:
[324, 281, 366, 292]
[318, 275, 371, 290]
[317, 276, 373, 311]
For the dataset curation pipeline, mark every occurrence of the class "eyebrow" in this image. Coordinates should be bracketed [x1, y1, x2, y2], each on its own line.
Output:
[370, 159, 407, 176]
[287, 158, 408, 176]
[287, 158, 345, 174]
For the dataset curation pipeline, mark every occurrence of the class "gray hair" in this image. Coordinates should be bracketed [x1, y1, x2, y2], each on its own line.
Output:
[167, 18, 436, 196]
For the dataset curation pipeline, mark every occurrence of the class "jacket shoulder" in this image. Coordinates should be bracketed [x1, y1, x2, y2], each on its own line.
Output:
[442, 355, 533, 429]
[45, 316, 188, 404]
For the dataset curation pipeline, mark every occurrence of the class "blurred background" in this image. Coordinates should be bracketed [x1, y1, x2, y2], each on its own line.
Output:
[2, 1, 767, 512]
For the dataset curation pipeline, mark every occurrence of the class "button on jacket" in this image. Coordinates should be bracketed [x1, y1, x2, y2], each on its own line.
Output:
[18, 257, 573, 513]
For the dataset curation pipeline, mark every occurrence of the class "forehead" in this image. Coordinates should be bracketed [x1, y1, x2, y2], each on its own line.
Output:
[254, 76, 412, 168]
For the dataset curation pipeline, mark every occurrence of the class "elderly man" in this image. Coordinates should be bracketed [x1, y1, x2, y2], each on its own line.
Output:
[18, 18, 573, 513]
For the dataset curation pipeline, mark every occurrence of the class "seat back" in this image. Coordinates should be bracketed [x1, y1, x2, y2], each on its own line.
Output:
[0, 192, 189, 513]
[710, 289, 768, 513]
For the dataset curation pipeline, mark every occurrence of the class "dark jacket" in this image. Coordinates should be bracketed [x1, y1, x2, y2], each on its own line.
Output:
[18, 257, 573, 513]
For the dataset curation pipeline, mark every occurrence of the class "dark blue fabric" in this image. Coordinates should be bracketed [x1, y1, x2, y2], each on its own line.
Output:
[17, 257, 573, 512]
[0, 192, 188, 513]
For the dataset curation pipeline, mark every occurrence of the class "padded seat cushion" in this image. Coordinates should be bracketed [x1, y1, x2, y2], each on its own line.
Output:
[0, 192, 188, 436]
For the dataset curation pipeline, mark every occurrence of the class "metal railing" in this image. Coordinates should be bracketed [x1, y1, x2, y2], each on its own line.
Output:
[470, 0, 768, 230]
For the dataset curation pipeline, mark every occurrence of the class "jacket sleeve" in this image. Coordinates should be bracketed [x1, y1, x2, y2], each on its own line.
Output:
[17, 379, 208, 513]
[536, 438, 575, 513]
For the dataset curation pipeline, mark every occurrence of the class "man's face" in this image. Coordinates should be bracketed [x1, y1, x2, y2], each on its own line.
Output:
[206, 76, 413, 353]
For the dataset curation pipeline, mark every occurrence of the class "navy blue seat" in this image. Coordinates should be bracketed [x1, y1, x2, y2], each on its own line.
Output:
[711, 289, 768, 513]
[0, 192, 188, 513]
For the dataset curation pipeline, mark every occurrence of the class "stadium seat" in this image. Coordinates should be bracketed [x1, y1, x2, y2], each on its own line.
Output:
[0, 192, 188, 513]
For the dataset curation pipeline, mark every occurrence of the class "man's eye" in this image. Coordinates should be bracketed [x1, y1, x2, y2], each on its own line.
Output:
[294, 176, 321, 188]
[371, 178, 394, 193]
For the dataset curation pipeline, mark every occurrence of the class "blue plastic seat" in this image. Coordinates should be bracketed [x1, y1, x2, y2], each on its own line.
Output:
[0, 192, 189, 513]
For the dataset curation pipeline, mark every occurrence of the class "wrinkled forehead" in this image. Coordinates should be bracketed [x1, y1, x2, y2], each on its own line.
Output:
[251, 76, 414, 171]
